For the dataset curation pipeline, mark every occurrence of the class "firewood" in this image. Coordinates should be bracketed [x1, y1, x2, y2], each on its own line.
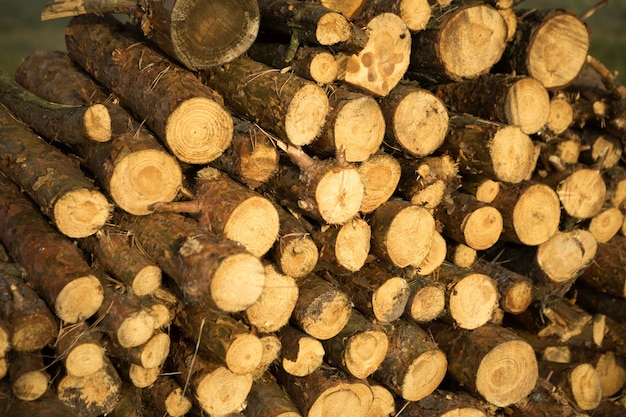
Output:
[0, 174, 104, 324]
[142, 376, 192, 417]
[351, 0, 433, 33]
[402, 389, 489, 417]
[119, 362, 161, 389]
[356, 151, 402, 214]
[152, 166, 280, 257]
[367, 384, 395, 417]
[278, 324, 325, 377]
[202, 54, 329, 147]
[138, 287, 179, 330]
[54, 321, 105, 378]
[105, 330, 170, 370]
[116, 211, 266, 313]
[9, 351, 50, 401]
[397, 154, 459, 209]
[0, 263, 58, 352]
[312, 218, 371, 274]
[271, 205, 319, 278]
[243, 371, 302, 417]
[250, 334, 282, 379]
[42, 0, 260, 71]
[407, 2, 508, 85]
[65, 14, 234, 164]
[537, 361, 602, 411]
[428, 322, 538, 407]
[470, 258, 533, 315]
[321, 308, 388, 380]
[374, 318, 447, 401]
[403, 274, 446, 324]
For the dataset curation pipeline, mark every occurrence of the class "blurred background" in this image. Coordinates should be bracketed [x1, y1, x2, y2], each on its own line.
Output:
[0, 0, 625, 84]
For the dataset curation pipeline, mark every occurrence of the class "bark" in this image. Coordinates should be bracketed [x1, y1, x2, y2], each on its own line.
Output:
[271, 204, 319, 278]
[403, 274, 446, 323]
[202, 55, 329, 147]
[510, 378, 588, 417]
[243, 371, 302, 417]
[54, 321, 105, 378]
[104, 331, 170, 370]
[142, 376, 192, 417]
[470, 259, 533, 315]
[396, 154, 459, 209]
[312, 218, 371, 274]
[403, 389, 489, 417]
[278, 324, 325, 377]
[116, 211, 265, 312]
[65, 14, 234, 164]
[356, 151, 402, 214]
[539, 129, 586, 171]
[0, 173, 104, 324]
[572, 282, 626, 324]
[351, 0, 433, 33]
[577, 235, 626, 299]
[603, 165, 626, 210]
[9, 351, 50, 401]
[578, 127, 623, 169]
[107, 380, 144, 417]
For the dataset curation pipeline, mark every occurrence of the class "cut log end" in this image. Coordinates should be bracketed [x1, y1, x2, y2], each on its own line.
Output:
[512, 184, 561, 246]
[357, 153, 402, 214]
[334, 218, 371, 272]
[282, 335, 325, 377]
[316, 12, 352, 45]
[53, 188, 112, 238]
[131, 265, 162, 296]
[116, 310, 155, 348]
[503, 279, 533, 315]
[65, 343, 105, 377]
[490, 126, 535, 184]
[449, 273, 499, 330]
[415, 231, 447, 275]
[211, 252, 265, 312]
[139, 332, 171, 369]
[10, 314, 58, 352]
[402, 349, 448, 401]
[589, 207, 623, 243]
[195, 367, 252, 416]
[332, 95, 385, 162]
[165, 97, 234, 164]
[128, 363, 160, 388]
[309, 51, 339, 84]
[276, 234, 319, 278]
[315, 168, 364, 225]
[407, 283, 446, 323]
[285, 83, 330, 146]
[463, 206, 503, 250]
[570, 363, 602, 410]
[13, 370, 49, 401]
[163, 387, 193, 417]
[83, 103, 112, 142]
[367, 385, 395, 417]
[557, 169, 606, 219]
[373, 277, 411, 324]
[55, 275, 104, 323]
[400, 0, 433, 32]
[382, 204, 436, 268]
[299, 287, 352, 340]
[308, 381, 373, 417]
[344, 329, 389, 380]
[224, 196, 280, 257]
[505, 77, 550, 134]
[546, 95, 574, 134]
[226, 333, 264, 375]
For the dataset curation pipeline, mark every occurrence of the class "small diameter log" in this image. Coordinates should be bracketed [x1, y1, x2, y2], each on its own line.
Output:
[333, 260, 411, 324]
[116, 211, 265, 312]
[538, 129, 585, 170]
[272, 206, 319, 278]
[244, 371, 302, 417]
[577, 235, 626, 299]
[369, 198, 436, 268]
[488, 181, 561, 246]
[357, 151, 402, 214]
[174, 301, 264, 375]
[408, 3, 508, 85]
[291, 273, 352, 340]
[42, 0, 260, 71]
[439, 114, 536, 184]
[403, 389, 489, 417]
[203, 55, 329, 147]
[0, 70, 111, 144]
[397, 154, 459, 210]
[142, 376, 192, 417]
[250, 333, 283, 379]
[434, 191, 503, 251]
[433, 73, 550, 135]
[0, 174, 104, 323]
[495, 9, 589, 89]
[470, 259, 533, 315]
[572, 282, 626, 324]
[322, 308, 389, 380]
[0, 106, 112, 238]
[375, 319, 447, 401]
[510, 377, 587, 417]
[317, 0, 365, 20]
[459, 174, 501, 203]
[312, 218, 371, 274]
[9, 351, 49, 401]
[429, 322, 538, 407]
[579, 128, 623, 169]
[66, 14, 234, 164]
[308, 85, 385, 163]
[153, 166, 280, 257]
[604, 165, 626, 210]
[545, 93, 574, 135]
[351, 0, 433, 33]
[538, 361, 602, 411]
[105, 331, 170, 370]
[367, 384, 395, 417]
[54, 321, 105, 378]
[335, 12, 411, 97]
[278, 324, 325, 377]
[587, 207, 623, 243]
[119, 362, 161, 389]
[0, 263, 57, 352]
[403, 274, 446, 323]
[139, 287, 179, 330]
[274, 365, 373, 417]
[413, 230, 447, 276]
[446, 242, 478, 268]
[379, 82, 449, 158]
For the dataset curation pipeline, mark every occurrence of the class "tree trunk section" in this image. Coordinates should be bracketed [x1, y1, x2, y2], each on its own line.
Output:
[243, 371, 302, 417]
[278, 324, 325, 377]
[537, 361, 602, 411]
[271, 205, 319, 278]
[312, 217, 371, 274]
[403, 389, 489, 417]
[54, 321, 105, 378]
[403, 274, 446, 323]
[352, 0, 433, 33]
[105, 331, 170, 370]
[356, 151, 402, 214]
[413, 230, 447, 276]
[470, 259, 533, 315]
[397, 154, 459, 210]
[9, 351, 50, 401]
[142, 375, 192, 417]
[577, 235, 626, 299]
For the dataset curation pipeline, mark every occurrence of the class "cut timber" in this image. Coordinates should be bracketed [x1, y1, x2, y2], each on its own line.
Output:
[573, 282, 626, 325]
[308, 85, 385, 162]
[587, 206, 623, 243]
[433, 73, 550, 135]
[121, 363, 161, 389]
[9, 351, 49, 401]
[604, 165, 626, 210]
[397, 155, 459, 209]
[54, 321, 105, 378]
[322, 309, 389, 379]
[439, 114, 536, 184]
[546, 93, 574, 135]
[375, 319, 447, 401]
[96, 287, 155, 348]
[65, 14, 234, 164]
[0, 174, 103, 323]
[152, 166, 279, 257]
[0, 105, 112, 238]
[471, 259, 533, 315]
[379, 82, 449, 158]
[42, 0, 260, 71]
[357, 151, 402, 214]
[105, 331, 170, 370]
[116, 211, 265, 312]
[367, 385, 395, 417]
[495, 9, 589, 89]
[351, 0, 433, 33]
[272, 206, 319, 278]
[109, 380, 143, 417]
[369, 198, 436, 267]
[459, 174, 500, 203]
[336, 13, 411, 97]
[414, 230, 447, 275]
[250, 334, 282, 379]
[278, 325, 325, 377]
[428, 322, 538, 407]
[244, 372, 302, 417]
[0, 263, 58, 352]
[403, 390, 489, 417]
[404, 274, 446, 323]
[510, 378, 587, 417]
[0, 70, 111, 144]
[579, 128, 623, 169]
[551, 166, 606, 219]
[408, 3, 507, 84]
[312, 218, 371, 274]
[577, 235, 626, 299]
[538, 361, 602, 411]
[142, 376, 192, 417]
[203, 55, 329, 147]
[446, 242, 477, 268]
[317, 0, 365, 20]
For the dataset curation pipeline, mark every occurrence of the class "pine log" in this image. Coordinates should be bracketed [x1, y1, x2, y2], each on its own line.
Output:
[433, 73, 550, 135]
[105, 331, 170, 370]
[374, 319, 447, 401]
[1, 384, 76, 417]
[446, 242, 477, 268]
[470, 259, 533, 315]
[138, 287, 179, 331]
[278, 324, 325, 377]
[537, 361, 602, 411]
[413, 230, 447, 276]
[107, 380, 143, 417]
[596, 316, 626, 363]
[0, 263, 58, 352]
[407, 3, 508, 85]
[42, 0, 260, 71]
[428, 322, 538, 407]
[603, 165, 626, 210]
[577, 235, 626, 299]
[54, 321, 105, 378]
[403, 274, 446, 323]
[577, 128, 622, 170]
[509, 377, 588, 417]
[495, 9, 589, 89]
[351, 0, 433, 33]
[397, 154, 459, 209]
[356, 151, 402, 214]
[0, 174, 104, 323]
[316, 0, 365, 20]
[402, 389, 489, 417]
[271, 205, 319, 278]
[116, 211, 265, 312]
[65, 14, 234, 164]
[312, 218, 371, 274]
[142, 376, 192, 417]
[367, 384, 396, 417]
[96, 286, 154, 348]
[9, 351, 49, 401]
[538, 129, 586, 170]
[572, 282, 626, 324]
[243, 371, 302, 417]
[250, 333, 283, 379]
[202, 55, 329, 147]
[152, 166, 280, 257]
[118, 362, 161, 389]
[439, 114, 536, 184]
[458, 174, 500, 203]
[584, 206, 623, 243]
[545, 93, 575, 135]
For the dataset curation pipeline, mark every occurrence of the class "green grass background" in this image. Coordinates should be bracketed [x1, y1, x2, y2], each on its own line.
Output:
[0, 0, 625, 84]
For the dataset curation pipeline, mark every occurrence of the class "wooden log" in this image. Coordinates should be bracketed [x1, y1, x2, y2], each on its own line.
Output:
[407, 2, 508, 85]
[243, 371, 302, 417]
[96, 286, 154, 348]
[572, 282, 626, 324]
[357, 151, 402, 214]
[42, 0, 260, 71]
[65, 14, 234, 164]
[397, 154, 459, 209]
[374, 319, 447, 401]
[142, 376, 192, 417]
[312, 217, 371, 274]
[0, 263, 58, 352]
[1, 384, 76, 417]
[403, 274, 446, 323]
[603, 165, 626, 210]
[577, 235, 626, 299]
[152, 166, 280, 257]
[538, 129, 586, 171]
[458, 174, 500, 203]
[351, 0, 433, 33]
[105, 331, 170, 370]
[277, 324, 325, 377]
[427, 322, 538, 407]
[271, 205, 319, 278]
[586, 206, 623, 244]
[413, 230, 447, 276]
[116, 211, 265, 312]
[446, 242, 478, 268]
[138, 287, 179, 331]
[107, 380, 143, 417]
[202, 54, 329, 147]
[367, 384, 395, 417]
[118, 361, 161, 389]
[470, 259, 533, 315]
[402, 389, 489, 417]
[495, 8, 589, 89]
[250, 333, 283, 379]
[54, 321, 105, 378]
[0, 174, 104, 324]
[545, 93, 575, 135]
[510, 377, 589, 417]
[578, 127, 623, 169]
[9, 351, 49, 401]
[537, 361, 602, 411]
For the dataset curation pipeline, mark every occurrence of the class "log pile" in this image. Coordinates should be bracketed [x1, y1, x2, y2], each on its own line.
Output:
[1, 0, 626, 416]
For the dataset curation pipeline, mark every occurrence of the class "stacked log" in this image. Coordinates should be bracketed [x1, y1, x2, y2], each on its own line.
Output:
[1, 0, 626, 416]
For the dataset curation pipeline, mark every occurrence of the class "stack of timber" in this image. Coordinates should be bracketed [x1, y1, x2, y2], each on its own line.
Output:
[1, 0, 626, 416]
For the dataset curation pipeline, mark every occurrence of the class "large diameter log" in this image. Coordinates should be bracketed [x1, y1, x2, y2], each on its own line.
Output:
[42, 0, 260, 71]
[428, 322, 538, 407]
[0, 174, 103, 323]
[577, 235, 626, 299]
[116, 211, 265, 312]
[244, 371, 302, 417]
[357, 151, 402, 214]
[65, 14, 234, 164]
[202, 55, 329, 147]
